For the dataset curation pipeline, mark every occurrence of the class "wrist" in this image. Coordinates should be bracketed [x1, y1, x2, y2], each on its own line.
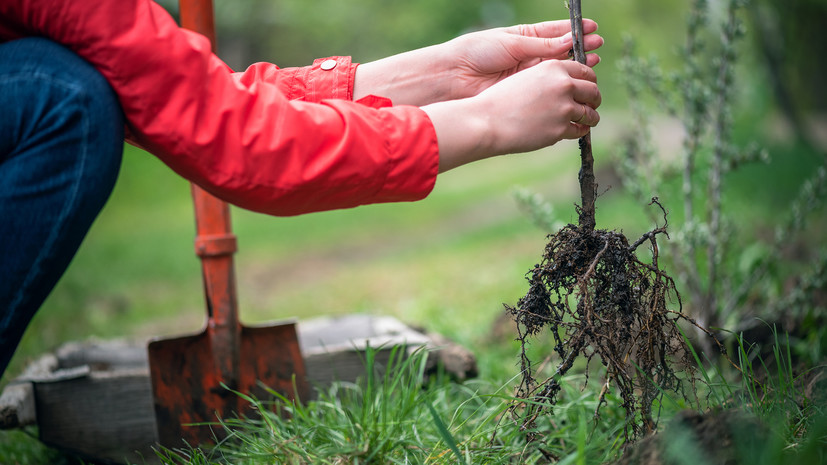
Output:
[422, 97, 495, 172]
[353, 45, 454, 106]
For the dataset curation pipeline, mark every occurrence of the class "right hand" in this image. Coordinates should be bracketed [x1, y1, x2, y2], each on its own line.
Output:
[476, 59, 601, 152]
[424, 59, 601, 172]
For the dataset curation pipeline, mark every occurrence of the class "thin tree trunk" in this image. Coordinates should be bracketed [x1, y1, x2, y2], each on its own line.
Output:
[569, 0, 596, 230]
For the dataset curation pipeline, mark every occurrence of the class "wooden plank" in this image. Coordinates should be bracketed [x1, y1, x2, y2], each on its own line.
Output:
[0, 351, 59, 429]
[298, 315, 431, 354]
[299, 315, 478, 385]
[34, 368, 158, 465]
[0, 315, 476, 464]
[298, 315, 430, 390]
[0, 382, 35, 429]
[55, 338, 148, 371]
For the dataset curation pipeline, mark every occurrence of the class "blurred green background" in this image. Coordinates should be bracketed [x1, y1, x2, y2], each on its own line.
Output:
[3, 0, 825, 388]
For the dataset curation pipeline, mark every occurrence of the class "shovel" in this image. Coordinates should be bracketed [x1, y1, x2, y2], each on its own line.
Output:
[148, 0, 308, 447]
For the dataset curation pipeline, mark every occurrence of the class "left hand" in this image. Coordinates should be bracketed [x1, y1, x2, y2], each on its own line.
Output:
[354, 19, 603, 106]
[443, 19, 603, 100]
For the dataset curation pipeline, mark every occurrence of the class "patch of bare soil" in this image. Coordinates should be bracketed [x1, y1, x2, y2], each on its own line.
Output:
[612, 409, 770, 465]
[504, 204, 719, 442]
[613, 365, 827, 465]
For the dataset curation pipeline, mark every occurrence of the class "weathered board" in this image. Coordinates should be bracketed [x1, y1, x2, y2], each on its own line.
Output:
[34, 367, 158, 464]
[0, 315, 476, 464]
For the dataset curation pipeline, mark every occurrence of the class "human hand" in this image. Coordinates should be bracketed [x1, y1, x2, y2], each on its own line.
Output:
[354, 19, 602, 106]
[441, 19, 603, 100]
[423, 59, 600, 172]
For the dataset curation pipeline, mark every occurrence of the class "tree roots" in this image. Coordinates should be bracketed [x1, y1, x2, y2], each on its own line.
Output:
[506, 199, 709, 443]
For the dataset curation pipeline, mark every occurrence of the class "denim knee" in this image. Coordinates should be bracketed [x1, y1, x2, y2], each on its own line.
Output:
[1, 37, 124, 189]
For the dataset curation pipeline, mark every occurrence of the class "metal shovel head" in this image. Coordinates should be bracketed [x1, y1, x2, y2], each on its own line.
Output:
[148, 320, 308, 448]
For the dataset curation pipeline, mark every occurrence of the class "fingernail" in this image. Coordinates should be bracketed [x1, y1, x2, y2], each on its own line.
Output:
[562, 32, 572, 42]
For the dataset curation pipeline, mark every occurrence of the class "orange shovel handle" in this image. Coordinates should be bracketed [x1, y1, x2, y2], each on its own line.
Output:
[180, 0, 241, 387]
[179, 0, 217, 49]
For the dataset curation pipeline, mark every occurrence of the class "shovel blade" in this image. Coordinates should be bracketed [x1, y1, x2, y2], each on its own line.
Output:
[148, 321, 308, 448]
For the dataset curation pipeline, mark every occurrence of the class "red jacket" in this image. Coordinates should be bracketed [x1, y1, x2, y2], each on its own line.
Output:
[0, 0, 439, 215]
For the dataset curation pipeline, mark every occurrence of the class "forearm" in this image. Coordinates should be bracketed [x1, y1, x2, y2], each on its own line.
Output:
[353, 44, 454, 106]
[421, 99, 493, 173]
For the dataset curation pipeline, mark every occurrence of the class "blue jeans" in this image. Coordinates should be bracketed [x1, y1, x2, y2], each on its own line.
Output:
[0, 38, 124, 376]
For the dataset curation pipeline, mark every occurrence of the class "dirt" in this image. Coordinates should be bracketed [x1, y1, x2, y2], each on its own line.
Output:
[505, 197, 719, 443]
[612, 409, 770, 465]
[613, 365, 827, 465]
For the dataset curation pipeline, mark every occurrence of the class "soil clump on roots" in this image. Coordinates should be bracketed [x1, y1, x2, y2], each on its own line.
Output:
[506, 201, 707, 443]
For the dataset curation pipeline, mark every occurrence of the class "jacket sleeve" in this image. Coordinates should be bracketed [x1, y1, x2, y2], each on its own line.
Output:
[0, 0, 439, 216]
[243, 56, 356, 103]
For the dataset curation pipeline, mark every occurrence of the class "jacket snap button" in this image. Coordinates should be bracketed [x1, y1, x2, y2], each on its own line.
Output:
[320, 59, 337, 70]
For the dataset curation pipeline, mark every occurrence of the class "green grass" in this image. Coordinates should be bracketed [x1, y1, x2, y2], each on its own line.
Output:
[150, 346, 631, 465]
[144, 333, 825, 465]
[0, 430, 72, 465]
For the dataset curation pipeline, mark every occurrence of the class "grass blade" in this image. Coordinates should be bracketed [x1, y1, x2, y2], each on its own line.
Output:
[426, 401, 468, 465]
